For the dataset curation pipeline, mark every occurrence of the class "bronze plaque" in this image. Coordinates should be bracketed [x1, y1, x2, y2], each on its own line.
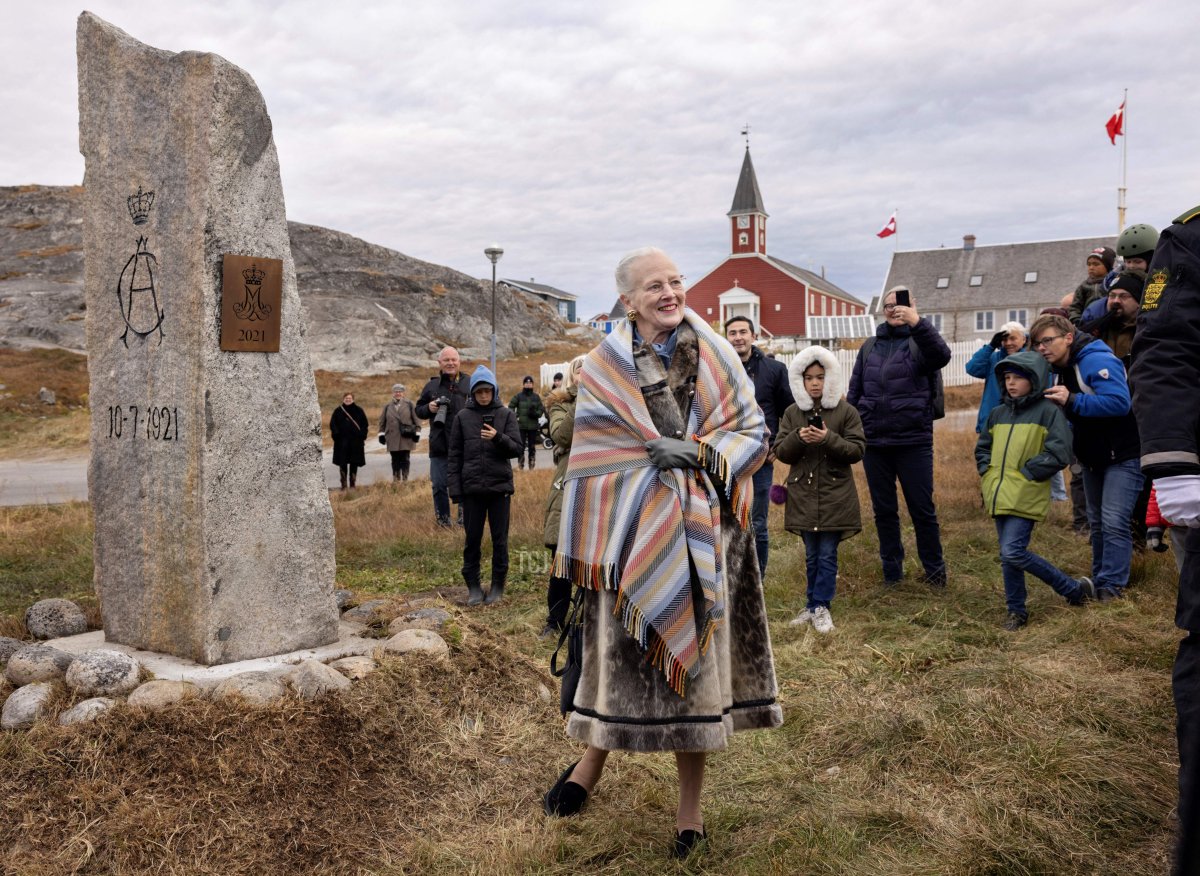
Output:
[220, 254, 283, 352]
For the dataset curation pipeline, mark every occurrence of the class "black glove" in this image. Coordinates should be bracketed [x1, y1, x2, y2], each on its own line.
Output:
[989, 330, 1007, 350]
[645, 437, 701, 470]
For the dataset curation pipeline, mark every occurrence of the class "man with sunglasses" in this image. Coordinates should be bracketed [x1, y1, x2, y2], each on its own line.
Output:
[1028, 313, 1141, 603]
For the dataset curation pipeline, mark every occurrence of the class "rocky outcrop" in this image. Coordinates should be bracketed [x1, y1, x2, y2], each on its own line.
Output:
[0, 186, 575, 372]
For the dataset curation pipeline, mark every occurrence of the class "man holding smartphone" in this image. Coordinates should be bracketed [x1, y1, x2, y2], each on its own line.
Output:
[726, 315, 794, 576]
[848, 285, 952, 588]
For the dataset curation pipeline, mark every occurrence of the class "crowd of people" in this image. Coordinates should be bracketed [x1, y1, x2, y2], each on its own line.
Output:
[323, 224, 1198, 868]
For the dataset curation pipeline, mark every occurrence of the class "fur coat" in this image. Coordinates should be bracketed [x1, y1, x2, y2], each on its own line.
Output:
[565, 321, 783, 752]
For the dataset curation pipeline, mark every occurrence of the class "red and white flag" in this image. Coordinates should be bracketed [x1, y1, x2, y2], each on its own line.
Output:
[1106, 100, 1125, 144]
[876, 212, 897, 238]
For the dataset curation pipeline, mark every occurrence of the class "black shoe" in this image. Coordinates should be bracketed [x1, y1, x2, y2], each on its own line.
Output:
[882, 578, 902, 589]
[436, 516, 453, 528]
[484, 583, 505, 605]
[924, 571, 948, 590]
[466, 583, 484, 606]
[673, 829, 707, 858]
[539, 622, 562, 641]
[1096, 587, 1124, 603]
[1072, 576, 1096, 604]
[543, 761, 588, 817]
[1003, 612, 1027, 632]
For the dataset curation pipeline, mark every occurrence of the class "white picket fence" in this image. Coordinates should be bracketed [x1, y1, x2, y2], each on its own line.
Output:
[540, 340, 986, 389]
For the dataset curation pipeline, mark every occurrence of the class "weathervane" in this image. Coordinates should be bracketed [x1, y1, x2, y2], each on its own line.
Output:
[741, 124, 751, 149]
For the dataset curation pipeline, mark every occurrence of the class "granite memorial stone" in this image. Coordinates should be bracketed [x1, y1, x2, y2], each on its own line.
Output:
[77, 14, 337, 665]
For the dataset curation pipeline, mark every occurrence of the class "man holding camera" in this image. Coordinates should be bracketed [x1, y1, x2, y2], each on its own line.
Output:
[848, 285, 952, 588]
[416, 346, 470, 527]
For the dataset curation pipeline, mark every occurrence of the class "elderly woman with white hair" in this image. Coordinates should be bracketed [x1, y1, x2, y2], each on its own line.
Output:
[965, 321, 1029, 434]
[378, 383, 419, 481]
[542, 247, 781, 858]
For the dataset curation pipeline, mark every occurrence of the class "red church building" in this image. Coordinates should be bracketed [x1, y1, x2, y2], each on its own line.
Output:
[687, 149, 866, 342]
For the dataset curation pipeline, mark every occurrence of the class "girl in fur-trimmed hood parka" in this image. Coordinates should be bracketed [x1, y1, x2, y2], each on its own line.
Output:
[773, 346, 866, 632]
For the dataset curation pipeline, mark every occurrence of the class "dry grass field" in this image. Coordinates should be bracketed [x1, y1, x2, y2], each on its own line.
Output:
[0, 415, 1184, 874]
[0, 342, 592, 456]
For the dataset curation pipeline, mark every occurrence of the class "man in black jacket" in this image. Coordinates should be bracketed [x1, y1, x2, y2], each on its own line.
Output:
[1130, 204, 1200, 876]
[726, 316, 794, 576]
[416, 346, 470, 527]
[508, 375, 546, 470]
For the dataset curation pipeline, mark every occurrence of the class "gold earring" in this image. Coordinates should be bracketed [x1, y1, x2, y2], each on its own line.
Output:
[626, 309, 638, 323]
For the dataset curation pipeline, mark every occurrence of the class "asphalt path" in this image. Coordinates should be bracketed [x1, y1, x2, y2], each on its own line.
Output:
[0, 411, 975, 507]
[0, 444, 431, 507]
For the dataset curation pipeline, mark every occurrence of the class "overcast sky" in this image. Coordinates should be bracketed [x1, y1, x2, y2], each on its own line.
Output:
[3, 1, 1196, 320]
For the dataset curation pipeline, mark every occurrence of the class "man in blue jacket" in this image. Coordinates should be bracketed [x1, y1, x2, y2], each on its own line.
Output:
[848, 286, 952, 588]
[726, 316, 794, 576]
[1030, 313, 1141, 601]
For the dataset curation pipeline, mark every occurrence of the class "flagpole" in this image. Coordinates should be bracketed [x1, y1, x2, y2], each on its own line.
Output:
[1118, 87, 1127, 233]
[893, 207, 899, 254]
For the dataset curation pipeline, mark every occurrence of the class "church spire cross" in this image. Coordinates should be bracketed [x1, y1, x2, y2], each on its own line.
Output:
[741, 124, 750, 149]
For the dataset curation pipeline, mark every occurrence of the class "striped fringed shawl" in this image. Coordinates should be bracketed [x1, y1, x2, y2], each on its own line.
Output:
[553, 309, 767, 695]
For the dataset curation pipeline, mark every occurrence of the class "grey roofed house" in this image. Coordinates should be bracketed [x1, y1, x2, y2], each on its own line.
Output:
[498, 278, 578, 322]
[880, 233, 1118, 343]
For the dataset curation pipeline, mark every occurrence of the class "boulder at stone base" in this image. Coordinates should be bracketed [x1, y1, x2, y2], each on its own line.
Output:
[64, 649, 141, 696]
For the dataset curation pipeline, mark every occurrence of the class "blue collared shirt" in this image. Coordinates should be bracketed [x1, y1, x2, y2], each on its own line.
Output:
[633, 325, 679, 370]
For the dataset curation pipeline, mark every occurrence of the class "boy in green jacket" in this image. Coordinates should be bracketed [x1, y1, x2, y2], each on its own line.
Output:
[976, 351, 1096, 630]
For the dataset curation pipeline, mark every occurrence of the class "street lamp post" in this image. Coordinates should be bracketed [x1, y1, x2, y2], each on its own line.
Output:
[484, 244, 504, 376]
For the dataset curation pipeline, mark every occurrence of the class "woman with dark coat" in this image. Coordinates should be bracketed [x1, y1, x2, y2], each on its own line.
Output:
[448, 365, 523, 606]
[378, 383, 419, 481]
[540, 354, 585, 638]
[330, 391, 368, 490]
[542, 247, 780, 858]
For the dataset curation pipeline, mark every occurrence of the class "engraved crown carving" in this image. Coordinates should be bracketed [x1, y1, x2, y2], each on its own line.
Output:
[126, 187, 155, 225]
[242, 264, 266, 286]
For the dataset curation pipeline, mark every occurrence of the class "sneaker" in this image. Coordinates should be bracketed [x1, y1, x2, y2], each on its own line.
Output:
[924, 571, 948, 590]
[788, 609, 814, 627]
[435, 516, 453, 528]
[1074, 576, 1096, 604]
[811, 606, 835, 634]
[538, 622, 562, 641]
[1096, 587, 1124, 603]
[1003, 612, 1028, 632]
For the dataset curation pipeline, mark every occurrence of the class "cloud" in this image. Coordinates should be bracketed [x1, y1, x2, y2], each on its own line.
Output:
[3, 0, 1197, 321]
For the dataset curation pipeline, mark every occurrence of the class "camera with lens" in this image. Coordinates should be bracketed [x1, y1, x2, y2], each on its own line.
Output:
[433, 395, 452, 426]
[538, 414, 554, 449]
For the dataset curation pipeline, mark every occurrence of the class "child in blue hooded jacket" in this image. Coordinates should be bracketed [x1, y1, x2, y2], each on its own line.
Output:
[448, 365, 523, 605]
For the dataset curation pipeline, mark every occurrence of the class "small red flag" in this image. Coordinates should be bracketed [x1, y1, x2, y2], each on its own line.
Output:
[876, 213, 897, 238]
[1106, 100, 1125, 144]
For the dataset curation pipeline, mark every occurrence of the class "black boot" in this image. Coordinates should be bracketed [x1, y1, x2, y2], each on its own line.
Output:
[466, 581, 484, 606]
[349, 468, 357, 488]
[339, 469, 348, 490]
[401, 465, 409, 482]
[484, 581, 505, 605]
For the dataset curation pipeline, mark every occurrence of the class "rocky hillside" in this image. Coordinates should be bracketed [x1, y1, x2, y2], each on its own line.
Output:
[0, 185, 585, 372]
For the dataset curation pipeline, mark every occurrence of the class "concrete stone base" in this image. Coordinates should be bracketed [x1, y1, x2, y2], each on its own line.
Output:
[46, 622, 376, 690]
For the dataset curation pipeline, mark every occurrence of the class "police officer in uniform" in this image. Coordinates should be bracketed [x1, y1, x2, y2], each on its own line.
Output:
[1130, 204, 1200, 876]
